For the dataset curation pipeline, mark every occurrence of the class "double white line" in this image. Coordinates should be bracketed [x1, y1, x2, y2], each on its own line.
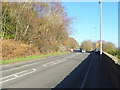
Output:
[0, 68, 36, 84]
[1, 53, 80, 84]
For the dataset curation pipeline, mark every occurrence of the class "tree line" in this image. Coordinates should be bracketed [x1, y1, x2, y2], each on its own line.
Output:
[2, 2, 78, 54]
[80, 40, 120, 59]
[80, 40, 117, 52]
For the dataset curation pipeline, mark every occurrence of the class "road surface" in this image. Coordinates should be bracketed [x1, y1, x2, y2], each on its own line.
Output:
[1, 52, 89, 88]
[1, 51, 114, 88]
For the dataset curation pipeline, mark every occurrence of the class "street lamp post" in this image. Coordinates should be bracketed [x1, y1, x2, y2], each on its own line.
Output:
[99, 0, 102, 55]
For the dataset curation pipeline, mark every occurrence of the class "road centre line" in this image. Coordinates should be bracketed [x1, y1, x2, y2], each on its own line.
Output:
[42, 59, 67, 67]
[0, 53, 72, 67]
[0, 69, 36, 84]
[0, 70, 28, 80]
[0, 53, 80, 68]
[2, 53, 79, 72]
[2, 62, 39, 72]
[0, 53, 82, 84]
[2, 55, 69, 72]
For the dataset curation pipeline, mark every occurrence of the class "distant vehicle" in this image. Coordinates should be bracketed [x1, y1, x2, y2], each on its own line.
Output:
[81, 49, 86, 53]
[68, 49, 73, 52]
[71, 49, 73, 52]
[94, 49, 99, 53]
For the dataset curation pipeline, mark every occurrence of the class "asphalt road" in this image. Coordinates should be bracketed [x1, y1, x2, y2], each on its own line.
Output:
[1, 52, 89, 88]
[1, 51, 114, 88]
[55, 52, 114, 88]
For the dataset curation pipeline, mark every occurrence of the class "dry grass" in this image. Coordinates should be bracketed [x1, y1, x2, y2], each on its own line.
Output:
[2, 39, 40, 60]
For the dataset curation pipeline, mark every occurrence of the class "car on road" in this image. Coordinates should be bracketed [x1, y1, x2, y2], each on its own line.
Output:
[68, 49, 73, 52]
[94, 49, 99, 53]
[81, 49, 86, 53]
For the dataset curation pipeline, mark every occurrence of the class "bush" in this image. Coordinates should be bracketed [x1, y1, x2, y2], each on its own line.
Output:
[2, 39, 40, 60]
[108, 50, 120, 59]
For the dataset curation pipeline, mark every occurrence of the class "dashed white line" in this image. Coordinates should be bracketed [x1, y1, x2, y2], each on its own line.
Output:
[2, 62, 39, 72]
[13, 74, 18, 77]
[0, 70, 27, 80]
[2, 53, 79, 72]
[1, 53, 81, 83]
[43, 54, 80, 67]
[0, 69, 36, 84]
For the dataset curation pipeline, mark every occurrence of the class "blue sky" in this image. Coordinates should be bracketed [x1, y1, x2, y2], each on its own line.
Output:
[62, 2, 118, 47]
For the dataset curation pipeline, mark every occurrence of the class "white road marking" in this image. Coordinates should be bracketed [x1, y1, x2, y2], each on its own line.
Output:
[42, 54, 80, 67]
[2, 62, 39, 72]
[0, 69, 36, 84]
[0, 53, 86, 84]
[42, 59, 65, 66]
[2, 53, 80, 72]
[0, 53, 85, 84]
[43, 64, 47, 66]
[0, 70, 28, 80]
[18, 69, 36, 77]
[13, 74, 18, 77]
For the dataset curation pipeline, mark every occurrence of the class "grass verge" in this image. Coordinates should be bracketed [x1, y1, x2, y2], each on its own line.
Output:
[0, 52, 69, 65]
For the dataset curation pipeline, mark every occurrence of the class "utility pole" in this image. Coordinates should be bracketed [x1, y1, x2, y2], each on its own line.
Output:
[99, 0, 102, 55]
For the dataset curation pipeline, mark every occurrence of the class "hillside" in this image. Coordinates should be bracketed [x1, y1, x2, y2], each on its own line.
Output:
[1, 2, 78, 61]
[2, 39, 40, 60]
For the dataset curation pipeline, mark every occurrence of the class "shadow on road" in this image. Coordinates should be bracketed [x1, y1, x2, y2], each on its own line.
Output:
[53, 52, 115, 88]
[53, 53, 93, 88]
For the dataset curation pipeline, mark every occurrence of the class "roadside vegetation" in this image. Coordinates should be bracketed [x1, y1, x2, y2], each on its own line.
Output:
[1, 2, 78, 62]
[80, 40, 116, 52]
[80, 40, 120, 59]
[0, 51, 69, 65]
[108, 50, 120, 59]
